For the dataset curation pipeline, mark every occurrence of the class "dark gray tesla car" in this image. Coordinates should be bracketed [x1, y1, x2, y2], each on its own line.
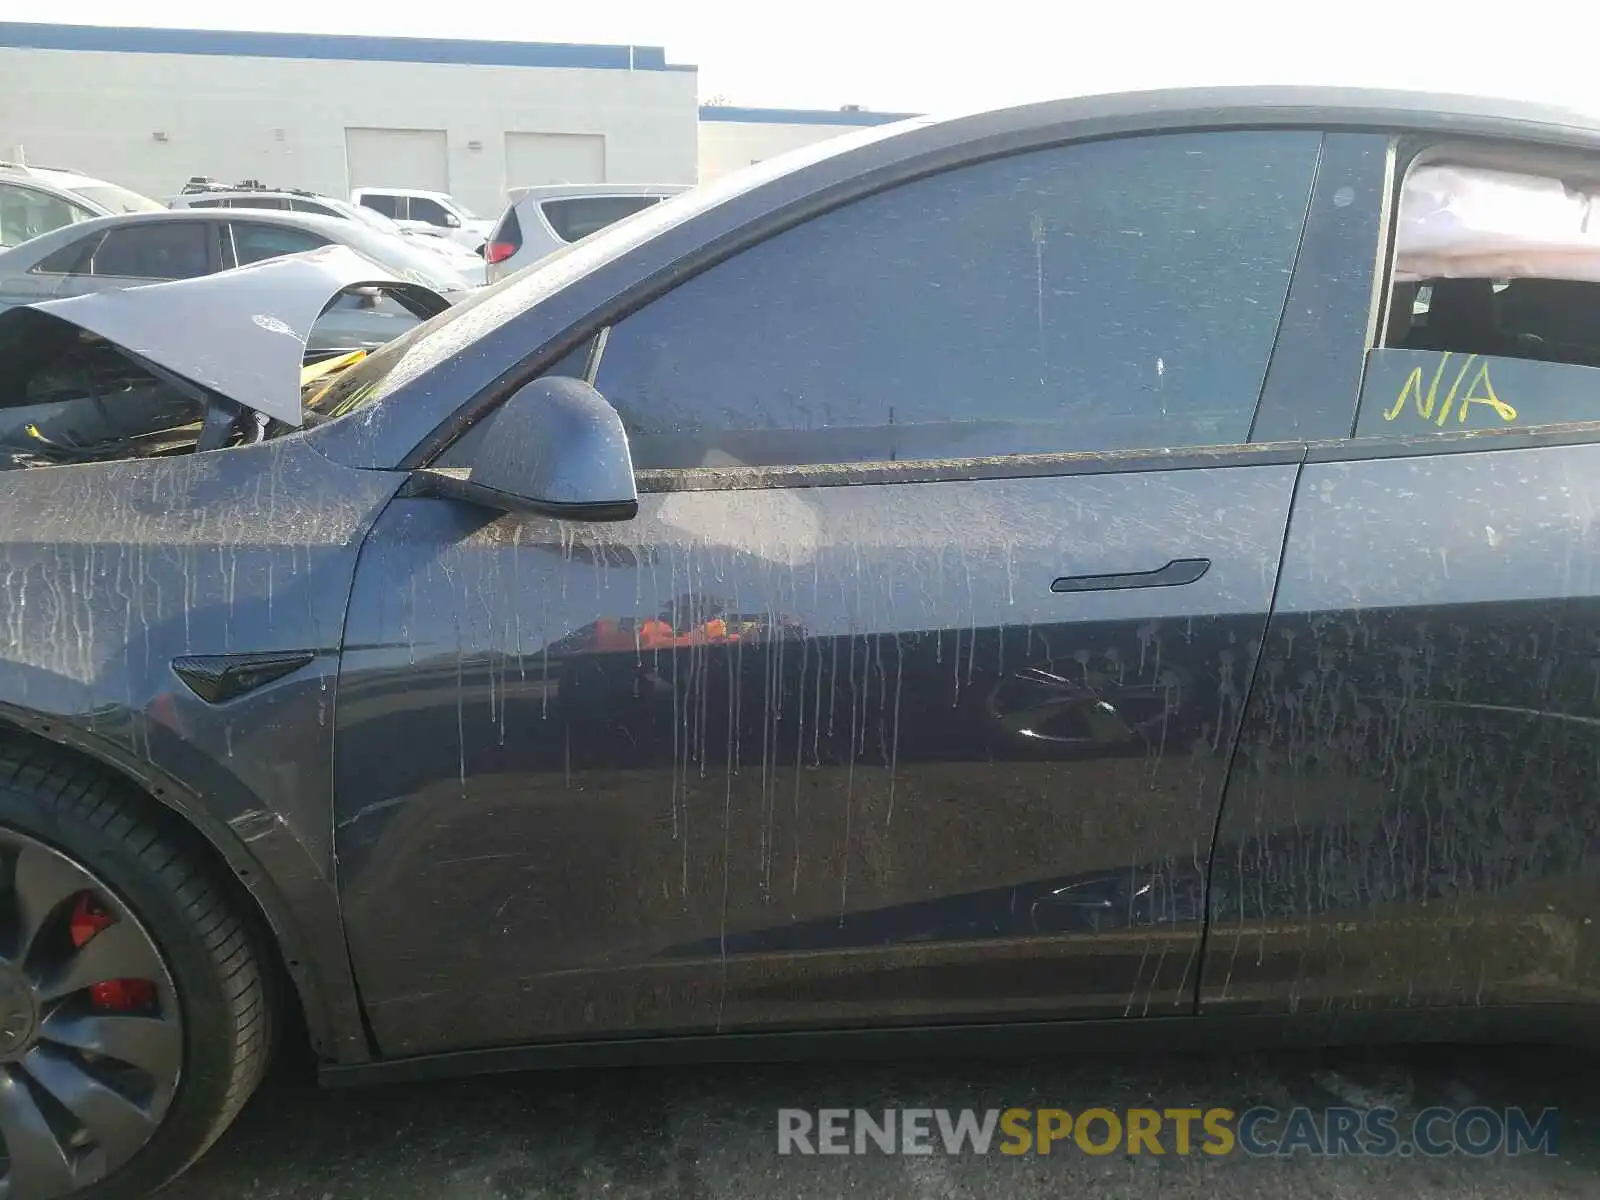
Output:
[2, 86, 1600, 1198]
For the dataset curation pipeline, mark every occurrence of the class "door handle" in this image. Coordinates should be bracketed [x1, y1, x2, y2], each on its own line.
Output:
[1051, 557, 1211, 593]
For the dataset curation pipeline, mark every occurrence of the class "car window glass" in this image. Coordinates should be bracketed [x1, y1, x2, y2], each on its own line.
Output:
[0, 184, 91, 248]
[32, 234, 102, 275]
[591, 131, 1321, 471]
[1355, 346, 1593, 437]
[89, 223, 211, 279]
[541, 196, 661, 243]
[408, 198, 451, 225]
[1369, 161, 1600, 437]
[230, 222, 329, 266]
[360, 194, 400, 218]
[287, 199, 337, 217]
[186, 199, 225, 209]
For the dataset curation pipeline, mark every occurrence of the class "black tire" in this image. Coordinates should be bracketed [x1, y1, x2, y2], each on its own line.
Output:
[0, 743, 273, 1199]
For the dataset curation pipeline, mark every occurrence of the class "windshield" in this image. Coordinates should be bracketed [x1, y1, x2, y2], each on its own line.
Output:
[342, 227, 472, 293]
[69, 182, 165, 214]
[304, 118, 923, 426]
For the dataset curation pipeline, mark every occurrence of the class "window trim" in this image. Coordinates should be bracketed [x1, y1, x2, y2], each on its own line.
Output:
[1306, 417, 1600, 462]
[416, 129, 1327, 480]
[1246, 132, 1397, 444]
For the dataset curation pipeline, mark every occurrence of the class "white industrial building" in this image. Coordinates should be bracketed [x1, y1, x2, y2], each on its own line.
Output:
[697, 105, 917, 183]
[0, 22, 917, 215]
[0, 22, 700, 216]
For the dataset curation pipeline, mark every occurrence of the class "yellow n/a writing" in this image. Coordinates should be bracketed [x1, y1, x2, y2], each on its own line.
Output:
[1385, 353, 1517, 426]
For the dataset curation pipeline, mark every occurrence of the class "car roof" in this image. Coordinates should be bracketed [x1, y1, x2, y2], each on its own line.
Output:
[0, 167, 109, 202]
[181, 189, 343, 200]
[0, 209, 372, 264]
[356, 187, 452, 199]
[910, 85, 1600, 155]
[511, 183, 691, 202]
[178, 190, 360, 209]
[0, 163, 112, 186]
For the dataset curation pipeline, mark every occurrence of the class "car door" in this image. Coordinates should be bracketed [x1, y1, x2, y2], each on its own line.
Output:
[1203, 140, 1600, 1022]
[332, 129, 1324, 1058]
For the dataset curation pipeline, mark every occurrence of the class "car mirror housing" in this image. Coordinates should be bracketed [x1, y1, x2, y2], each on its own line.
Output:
[408, 377, 638, 521]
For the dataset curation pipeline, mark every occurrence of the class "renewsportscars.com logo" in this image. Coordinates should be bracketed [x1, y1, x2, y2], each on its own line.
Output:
[776, 1106, 1560, 1158]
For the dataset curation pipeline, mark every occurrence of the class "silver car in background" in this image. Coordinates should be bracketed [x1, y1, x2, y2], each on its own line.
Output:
[0, 208, 472, 308]
[170, 183, 487, 283]
[483, 183, 689, 282]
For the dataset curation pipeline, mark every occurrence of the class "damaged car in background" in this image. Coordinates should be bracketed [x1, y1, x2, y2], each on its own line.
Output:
[6, 87, 1600, 1200]
[0, 244, 448, 469]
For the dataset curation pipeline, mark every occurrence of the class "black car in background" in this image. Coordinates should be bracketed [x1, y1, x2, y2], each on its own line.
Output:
[1, 87, 1600, 1198]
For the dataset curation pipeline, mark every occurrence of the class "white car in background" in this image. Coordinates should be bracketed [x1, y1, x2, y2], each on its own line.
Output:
[483, 183, 690, 282]
[0, 161, 165, 247]
[350, 187, 493, 251]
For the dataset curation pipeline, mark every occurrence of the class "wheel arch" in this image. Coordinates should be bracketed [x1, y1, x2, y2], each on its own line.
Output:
[0, 710, 374, 1065]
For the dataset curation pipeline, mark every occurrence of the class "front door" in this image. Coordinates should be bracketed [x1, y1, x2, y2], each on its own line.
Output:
[332, 127, 1324, 1057]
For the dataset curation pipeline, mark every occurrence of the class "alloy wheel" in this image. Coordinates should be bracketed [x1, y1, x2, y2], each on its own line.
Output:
[0, 830, 181, 1199]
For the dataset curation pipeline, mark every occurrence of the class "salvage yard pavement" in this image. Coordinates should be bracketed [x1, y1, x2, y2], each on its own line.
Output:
[167, 1044, 1600, 1199]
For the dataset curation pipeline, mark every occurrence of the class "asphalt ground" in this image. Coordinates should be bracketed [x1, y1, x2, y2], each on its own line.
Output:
[162, 1041, 1600, 1199]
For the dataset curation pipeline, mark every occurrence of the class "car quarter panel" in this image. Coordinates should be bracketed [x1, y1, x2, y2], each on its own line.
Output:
[1204, 438, 1600, 1014]
[0, 438, 404, 1061]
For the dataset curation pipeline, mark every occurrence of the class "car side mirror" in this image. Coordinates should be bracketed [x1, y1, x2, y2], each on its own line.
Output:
[444, 213, 461, 229]
[409, 377, 638, 521]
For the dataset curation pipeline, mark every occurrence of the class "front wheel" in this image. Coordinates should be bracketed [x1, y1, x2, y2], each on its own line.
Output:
[0, 749, 272, 1199]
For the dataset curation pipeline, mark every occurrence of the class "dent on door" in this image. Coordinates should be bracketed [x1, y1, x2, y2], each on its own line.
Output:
[334, 462, 1298, 1057]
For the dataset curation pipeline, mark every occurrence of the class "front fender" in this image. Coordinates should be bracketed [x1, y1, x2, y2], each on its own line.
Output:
[0, 438, 406, 1062]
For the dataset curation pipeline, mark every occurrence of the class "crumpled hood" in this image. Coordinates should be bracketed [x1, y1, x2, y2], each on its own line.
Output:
[12, 246, 449, 427]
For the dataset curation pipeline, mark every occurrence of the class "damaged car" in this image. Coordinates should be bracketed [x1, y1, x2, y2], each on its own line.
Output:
[0, 244, 448, 469]
[7, 88, 1600, 1200]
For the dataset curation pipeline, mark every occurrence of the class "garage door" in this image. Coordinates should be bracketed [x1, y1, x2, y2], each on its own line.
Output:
[345, 128, 449, 192]
[504, 133, 606, 190]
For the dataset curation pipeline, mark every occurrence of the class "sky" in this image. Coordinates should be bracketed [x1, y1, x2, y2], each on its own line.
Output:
[38, 2, 1600, 117]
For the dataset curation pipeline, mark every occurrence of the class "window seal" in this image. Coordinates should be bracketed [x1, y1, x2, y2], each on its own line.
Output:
[629, 440, 1308, 494]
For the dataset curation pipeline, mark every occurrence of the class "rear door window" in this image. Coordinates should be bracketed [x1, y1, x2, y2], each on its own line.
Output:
[541, 196, 661, 243]
[89, 222, 213, 279]
[591, 130, 1321, 470]
[32, 234, 103, 275]
[287, 199, 339, 218]
[228, 222, 330, 266]
[1365, 162, 1600, 437]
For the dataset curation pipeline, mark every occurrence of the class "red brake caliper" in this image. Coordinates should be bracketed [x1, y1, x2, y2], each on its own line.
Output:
[68, 895, 155, 1011]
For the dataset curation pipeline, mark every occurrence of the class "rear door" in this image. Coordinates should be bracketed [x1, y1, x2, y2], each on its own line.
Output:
[333, 128, 1323, 1057]
[1204, 140, 1600, 1018]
